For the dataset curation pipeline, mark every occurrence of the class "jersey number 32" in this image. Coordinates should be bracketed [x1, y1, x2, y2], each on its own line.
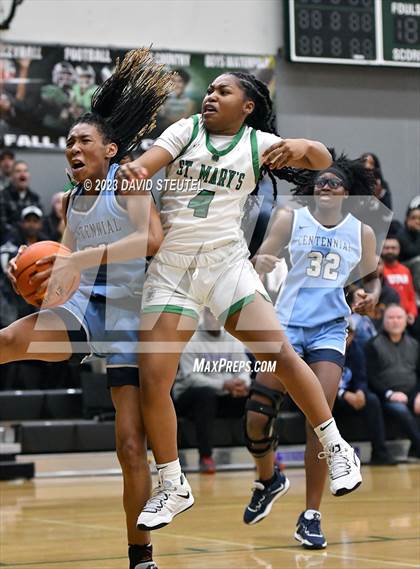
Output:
[306, 251, 341, 281]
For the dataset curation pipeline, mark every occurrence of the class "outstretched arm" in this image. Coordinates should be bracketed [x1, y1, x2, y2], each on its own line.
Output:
[263, 139, 332, 170]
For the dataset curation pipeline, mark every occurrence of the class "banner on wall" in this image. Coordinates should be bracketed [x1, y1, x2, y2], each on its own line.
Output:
[0, 42, 276, 151]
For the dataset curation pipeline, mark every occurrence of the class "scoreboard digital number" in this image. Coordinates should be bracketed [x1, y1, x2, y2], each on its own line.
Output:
[287, 0, 420, 67]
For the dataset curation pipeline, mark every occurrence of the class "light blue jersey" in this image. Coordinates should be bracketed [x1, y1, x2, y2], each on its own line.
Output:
[66, 163, 146, 299]
[276, 206, 362, 328]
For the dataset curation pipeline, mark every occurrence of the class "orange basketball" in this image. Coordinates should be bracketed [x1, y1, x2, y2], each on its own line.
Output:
[14, 241, 80, 308]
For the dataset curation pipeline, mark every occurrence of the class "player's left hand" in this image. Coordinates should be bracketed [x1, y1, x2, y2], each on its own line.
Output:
[30, 254, 80, 296]
[352, 289, 376, 315]
[262, 139, 309, 170]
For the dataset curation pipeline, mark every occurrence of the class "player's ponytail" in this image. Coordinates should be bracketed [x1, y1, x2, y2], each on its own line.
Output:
[71, 47, 174, 162]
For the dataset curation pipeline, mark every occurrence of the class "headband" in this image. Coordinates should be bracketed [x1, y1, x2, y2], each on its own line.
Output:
[317, 166, 350, 189]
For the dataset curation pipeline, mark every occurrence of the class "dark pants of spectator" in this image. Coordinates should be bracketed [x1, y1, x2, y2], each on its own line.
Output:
[175, 386, 246, 458]
[382, 401, 420, 455]
[334, 390, 389, 457]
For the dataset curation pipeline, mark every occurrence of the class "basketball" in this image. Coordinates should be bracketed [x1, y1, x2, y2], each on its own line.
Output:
[14, 241, 80, 308]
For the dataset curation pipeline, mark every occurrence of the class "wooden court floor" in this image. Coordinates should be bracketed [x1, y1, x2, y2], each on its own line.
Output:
[1, 465, 419, 568]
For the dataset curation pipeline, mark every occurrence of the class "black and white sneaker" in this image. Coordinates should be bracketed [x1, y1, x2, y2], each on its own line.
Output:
[243, 467, 290, 525]
[294, 510, 327, 549]
[133, 562, 158, 569]
[319, 441, 362, 496]
[137, 471, 194, 531]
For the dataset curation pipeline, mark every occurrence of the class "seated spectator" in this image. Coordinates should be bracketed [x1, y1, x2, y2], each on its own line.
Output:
[173, 308, 251, 473]
[347, 288, 377, 344]
[0, 161, 42, 239]
[365, 305, 420, 459]
[371, 257, 400, 328]
[0, 149, 15, 191]
[381, 237, 418, 326]
[43, 191, 65, 241]
[398, 204, 420, 263]
[398, 204, 420, 341]
[334, 322, 397, 465]
[0, 206, 48, 320]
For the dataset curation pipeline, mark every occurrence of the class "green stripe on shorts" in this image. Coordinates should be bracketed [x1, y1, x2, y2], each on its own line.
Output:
[219, 291, 272, 322]
[142, 304, 199, 320]
[219, 293, 256, 321]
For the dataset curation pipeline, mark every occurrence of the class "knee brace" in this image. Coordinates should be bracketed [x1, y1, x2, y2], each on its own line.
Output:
[244, 381, 285, 457]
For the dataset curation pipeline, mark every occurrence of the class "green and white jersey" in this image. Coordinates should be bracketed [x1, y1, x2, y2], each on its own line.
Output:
[154, 114, 281, 254]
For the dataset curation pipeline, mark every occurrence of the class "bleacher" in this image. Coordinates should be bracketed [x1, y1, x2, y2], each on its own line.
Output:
[1, 370, 418, 480]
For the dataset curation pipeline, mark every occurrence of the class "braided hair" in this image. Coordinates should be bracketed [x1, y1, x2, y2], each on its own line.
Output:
[228, 71, 313, 202]
[70, 48, 174, 162]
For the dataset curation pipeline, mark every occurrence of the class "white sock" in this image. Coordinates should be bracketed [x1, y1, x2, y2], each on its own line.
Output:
[304, 509, 321, 520]
[156, 458, 182, 484]
[314, 418, 342, 448]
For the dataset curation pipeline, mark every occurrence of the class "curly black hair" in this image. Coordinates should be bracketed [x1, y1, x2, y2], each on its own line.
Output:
[291, 151, 375, 200]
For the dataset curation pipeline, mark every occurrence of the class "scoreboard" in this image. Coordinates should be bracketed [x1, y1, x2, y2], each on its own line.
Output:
[287, 0, 420, 67]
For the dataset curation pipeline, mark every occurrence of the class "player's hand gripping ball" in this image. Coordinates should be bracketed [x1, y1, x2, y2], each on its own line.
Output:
[13, 241, 80, 308]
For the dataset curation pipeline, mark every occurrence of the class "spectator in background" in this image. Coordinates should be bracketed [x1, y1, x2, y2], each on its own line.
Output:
[173, 308, 251, 474]
[381, 237, 418, 325]
[334, 321, 397, 465]
[0, 206, 48, 283]
[346, 288, 377, 346]
[409, 195, 420, 210]
[0, 206, 47, 333]
[398, 204, 420, 263]
[43, 192, 65, 242]
[371, 257, 400, 328]
[365, 304, 420, 459]
[360, 152, 392, 211]
[157, 68, 196, 132]
[360, 152, 397, 237]
[0, 150, 15, 191]
[0, 162, 42, 239]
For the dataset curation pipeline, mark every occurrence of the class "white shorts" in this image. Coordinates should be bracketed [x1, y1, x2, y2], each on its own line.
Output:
[142, 242, 270, 321]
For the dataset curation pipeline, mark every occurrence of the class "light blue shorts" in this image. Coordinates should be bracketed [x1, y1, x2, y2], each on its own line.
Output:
[51, 288, 141, 369]
[285, 318, 348, 368]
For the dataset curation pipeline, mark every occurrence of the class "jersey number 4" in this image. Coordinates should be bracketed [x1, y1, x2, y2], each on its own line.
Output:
[306, 251, 341, 281]
[187, 190, 215, 218]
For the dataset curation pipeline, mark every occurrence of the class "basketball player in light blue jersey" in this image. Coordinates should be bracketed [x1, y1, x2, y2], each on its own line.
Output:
[243, 155, 380, 549]
[0, 48, 173, 569]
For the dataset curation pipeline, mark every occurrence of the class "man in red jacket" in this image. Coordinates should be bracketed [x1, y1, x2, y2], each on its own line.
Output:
[382, 237, 418, 325]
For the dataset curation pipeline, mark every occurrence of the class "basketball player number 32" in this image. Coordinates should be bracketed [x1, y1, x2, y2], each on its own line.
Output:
[187, 190, 215, 218]
[306, 252, 341, 281]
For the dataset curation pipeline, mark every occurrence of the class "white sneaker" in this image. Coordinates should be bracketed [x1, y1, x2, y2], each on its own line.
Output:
[318, 441, 362, 496]
[137, 470, 194, 530]
[134, 562, 158, 569]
